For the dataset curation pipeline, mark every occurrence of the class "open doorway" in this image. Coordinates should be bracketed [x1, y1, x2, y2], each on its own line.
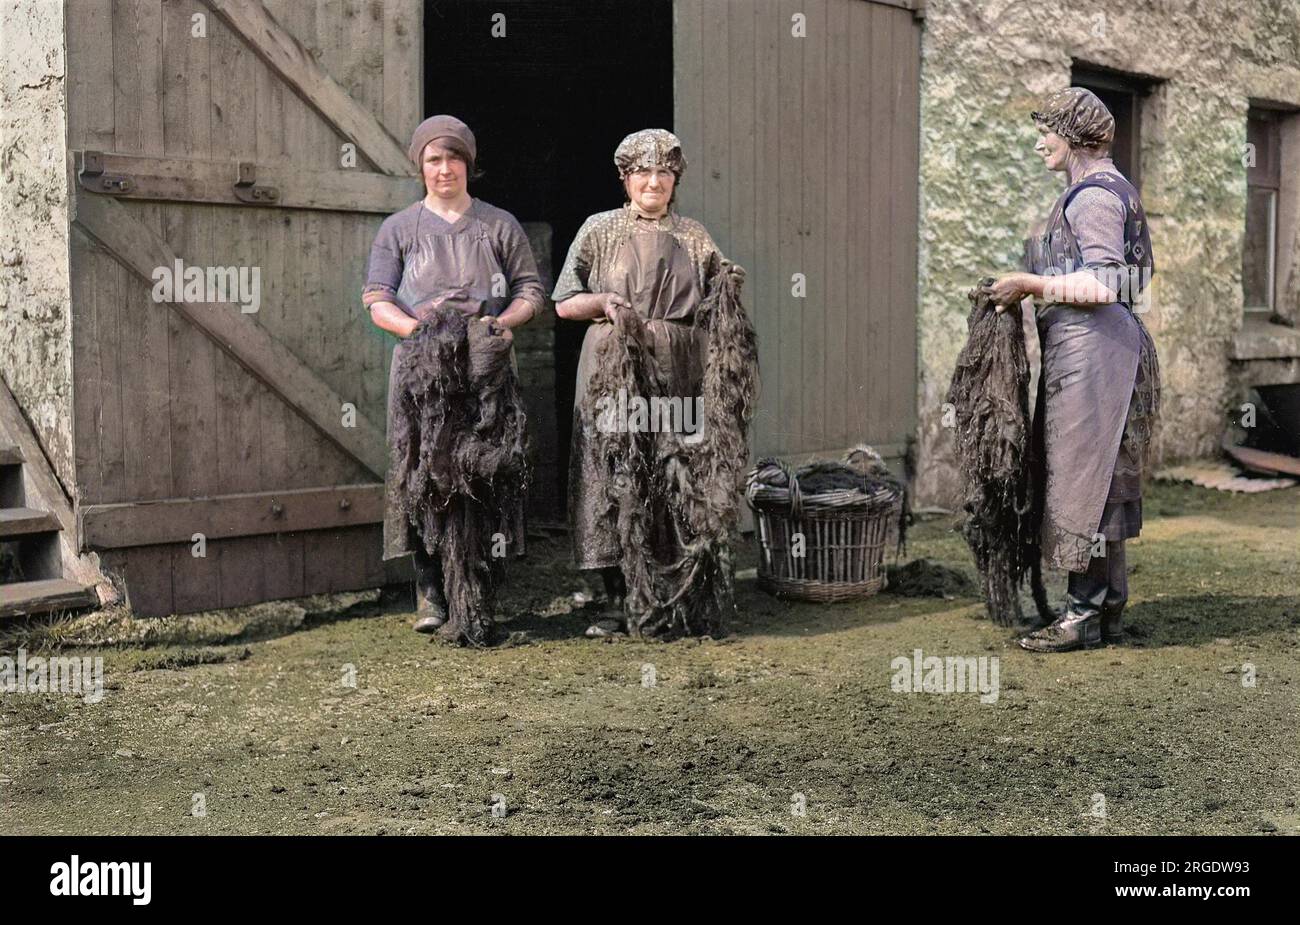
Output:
[423, 0, 674, 514]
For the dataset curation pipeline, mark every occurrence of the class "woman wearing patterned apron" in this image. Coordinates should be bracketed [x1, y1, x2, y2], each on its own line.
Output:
[554, 129, 729, 638]
[987, 88, 1161, 653]
[363, 115, 545, 633]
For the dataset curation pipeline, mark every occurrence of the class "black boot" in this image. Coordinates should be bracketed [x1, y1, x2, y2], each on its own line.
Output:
[1027, 599, 1116, 639]
[1018, 604, 1102, 652]
[412, 548, 448, 633]
[1021, 551, 1110, 651]
[1100, 605, 1123, 643]
[571, 573, 602, 606]
[1100, 541, 1128, 643]
[414, 589, 448, 633]
[585, 566, 627, 638]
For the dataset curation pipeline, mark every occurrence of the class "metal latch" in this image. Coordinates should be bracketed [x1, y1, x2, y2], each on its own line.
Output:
[233, 162, 280, 204]
[77, 150, 134, 195]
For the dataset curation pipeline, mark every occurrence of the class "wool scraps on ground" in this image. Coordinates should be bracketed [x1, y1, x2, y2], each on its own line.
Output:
[583, 261, 759, 639]
[389, 309, 529, 646]
[945, 280, 1050, 626]
[884, 558, 975, 599]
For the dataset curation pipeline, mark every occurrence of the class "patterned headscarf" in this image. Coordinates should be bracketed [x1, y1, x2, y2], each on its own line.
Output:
[1031, 88, 1115, 150]
[613, 129, 688, 178]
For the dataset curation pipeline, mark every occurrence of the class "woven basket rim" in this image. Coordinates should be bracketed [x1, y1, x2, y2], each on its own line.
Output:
[748, 491, 902, 515]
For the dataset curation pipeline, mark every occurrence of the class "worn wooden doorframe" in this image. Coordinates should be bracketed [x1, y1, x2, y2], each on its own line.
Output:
[65, 0, 424, 615]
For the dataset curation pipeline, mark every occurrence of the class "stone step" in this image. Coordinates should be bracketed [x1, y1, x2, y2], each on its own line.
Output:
[0, 446, 22, 466]
[0, 578, 98, 619]
[0, 507, 60, 539]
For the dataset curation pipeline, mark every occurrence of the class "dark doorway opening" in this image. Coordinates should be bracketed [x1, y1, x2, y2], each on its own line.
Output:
[1071, 63, 1159, 191]
[423, 0, 674, 513]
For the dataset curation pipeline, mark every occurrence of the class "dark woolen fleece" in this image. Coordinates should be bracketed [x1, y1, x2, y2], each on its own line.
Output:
[582, 261, 759, 639]
[389, 308, 529, 646]
[946, 281, 1052, 627]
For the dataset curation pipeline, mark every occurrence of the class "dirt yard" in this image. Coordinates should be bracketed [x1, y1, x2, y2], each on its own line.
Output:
[2, 482, 1297, 835]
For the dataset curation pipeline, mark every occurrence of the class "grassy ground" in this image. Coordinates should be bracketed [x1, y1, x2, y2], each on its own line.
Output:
[2, 482, 1297, 835]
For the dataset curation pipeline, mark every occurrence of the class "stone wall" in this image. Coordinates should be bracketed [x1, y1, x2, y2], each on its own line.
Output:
[0, 0, 73, 489]
[914, 0, 1300, 505]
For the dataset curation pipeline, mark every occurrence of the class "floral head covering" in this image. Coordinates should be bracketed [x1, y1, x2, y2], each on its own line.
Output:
[613, 129, 688, 178]
[1031, 87, 1115, 150]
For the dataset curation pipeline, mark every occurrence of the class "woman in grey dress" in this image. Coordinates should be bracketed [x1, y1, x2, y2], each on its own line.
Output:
[363, 115, 545, 633]
[987, 88, 1160, 652]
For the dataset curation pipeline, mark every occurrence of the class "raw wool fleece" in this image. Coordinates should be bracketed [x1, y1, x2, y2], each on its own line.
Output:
[946, 281, 1051, 627]
[746, 447, 909, 554]
[390, 309, 530, 646]
[583, 261, 758, 638]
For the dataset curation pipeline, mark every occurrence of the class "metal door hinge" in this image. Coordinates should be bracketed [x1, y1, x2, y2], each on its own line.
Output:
[77, 150, 134, 195]
[233, 162, 280, 204]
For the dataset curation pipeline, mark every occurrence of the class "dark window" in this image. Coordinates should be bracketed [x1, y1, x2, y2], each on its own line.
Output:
[1244, 108, 1282, 313]
[1070, 64, 1157, 191]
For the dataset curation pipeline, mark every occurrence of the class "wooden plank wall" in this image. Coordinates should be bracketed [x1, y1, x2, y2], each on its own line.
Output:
[673, 0, 921, 462]
[66, 0, 423, 615]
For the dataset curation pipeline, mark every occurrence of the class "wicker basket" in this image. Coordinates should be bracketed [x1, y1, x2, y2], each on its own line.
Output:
[746, 456, 903, 603]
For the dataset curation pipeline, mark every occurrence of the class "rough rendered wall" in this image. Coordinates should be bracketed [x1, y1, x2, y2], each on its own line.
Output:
[0, 0, 73, 488]
[915, 0, 1300, 506]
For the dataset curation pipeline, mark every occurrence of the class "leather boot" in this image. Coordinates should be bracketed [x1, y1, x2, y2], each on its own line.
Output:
[412, 549, 448, 633]
[1100, 542, 1127, 643]
[585, 566, 627, 638]
[1018, 604, 1102, 652]
[1100, 605, 1123, 643]
[1028, 602, 1119, 640]
[1029, 601, 1113, 639]
[413, 586, 448, 633]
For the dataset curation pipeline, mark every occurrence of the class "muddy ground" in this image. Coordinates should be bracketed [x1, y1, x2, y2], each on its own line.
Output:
[1, 482, 1297, 835]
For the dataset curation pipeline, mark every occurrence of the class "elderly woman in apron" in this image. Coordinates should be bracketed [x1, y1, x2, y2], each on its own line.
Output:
[554, 129, 731, 638]
[988, 88, 1160, 653]
[363, 115, 545, 633]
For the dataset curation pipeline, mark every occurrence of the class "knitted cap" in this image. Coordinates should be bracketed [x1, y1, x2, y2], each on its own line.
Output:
[408, 114, 477, 167]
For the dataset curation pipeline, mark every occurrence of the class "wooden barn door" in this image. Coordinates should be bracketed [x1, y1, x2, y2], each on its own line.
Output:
[65, 0, 424, 615]
[674, 0, 921, 469]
